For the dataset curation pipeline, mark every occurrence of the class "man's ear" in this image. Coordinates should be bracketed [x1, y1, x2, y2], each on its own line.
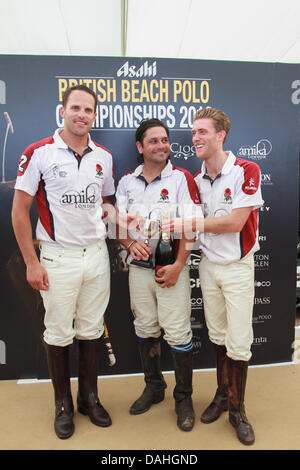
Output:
[218, 130, 226, 143]
[136, 141, 143, 154]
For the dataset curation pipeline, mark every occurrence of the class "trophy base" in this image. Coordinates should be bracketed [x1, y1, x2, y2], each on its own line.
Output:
[130, 256, 154, 269]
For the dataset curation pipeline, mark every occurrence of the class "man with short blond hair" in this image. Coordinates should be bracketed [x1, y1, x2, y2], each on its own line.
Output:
[164, 108, 264, 445]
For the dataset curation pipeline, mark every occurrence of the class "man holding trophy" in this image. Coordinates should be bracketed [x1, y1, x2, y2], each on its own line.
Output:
[116, 118, 202, 432]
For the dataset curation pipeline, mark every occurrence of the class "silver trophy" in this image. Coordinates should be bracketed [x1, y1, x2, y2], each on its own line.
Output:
[130, 214, 160, 269]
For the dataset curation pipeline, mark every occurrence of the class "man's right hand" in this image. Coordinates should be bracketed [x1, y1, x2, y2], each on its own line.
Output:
[129, 240, 152, 261]
[26, 261, 49, 291]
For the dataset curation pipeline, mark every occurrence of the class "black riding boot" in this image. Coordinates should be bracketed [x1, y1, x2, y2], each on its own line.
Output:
[227, 357, 255, 445]
[171, 350, 195, 432]
[201, 344, 228, 423]
[77, 338, 112, 427]
[130, 338, 167, 415]
[44, 343, 74, 439]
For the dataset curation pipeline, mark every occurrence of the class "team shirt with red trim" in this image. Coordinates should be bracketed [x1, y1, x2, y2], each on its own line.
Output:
[116, 160, 203, 264]
[194, 151, 264, 265]
[15, 129, 115, 247]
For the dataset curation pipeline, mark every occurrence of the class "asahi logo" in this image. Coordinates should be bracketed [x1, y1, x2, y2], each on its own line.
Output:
[238, 139, 272, 160]
[60, 183, 100, 210]
[117, 60, 157, 78]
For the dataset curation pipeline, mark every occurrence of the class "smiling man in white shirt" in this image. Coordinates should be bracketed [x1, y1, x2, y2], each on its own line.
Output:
[116, 118, 203, 432]
[12, 85, 115, 439]
[164, 108, 264, 445]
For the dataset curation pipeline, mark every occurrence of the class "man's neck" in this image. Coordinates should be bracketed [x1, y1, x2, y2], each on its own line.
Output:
[60, 129, 89, 156]
[204, 150, 228, 180]
[142, 161, 168, 183]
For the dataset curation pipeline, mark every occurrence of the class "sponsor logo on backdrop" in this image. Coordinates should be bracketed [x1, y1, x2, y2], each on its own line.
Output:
[188, 253, 201, 269]
[238, 139, 272, 160]
[117, 60, 157, 78]
[261, 173, 273, 186]
[0, 340, 6, 365]
[170, 142, 196, 160]
[192, 335, 202, 355]
[253, 336, 268, 345]
[254, 296, 271, 305]
[253, 313, 272, 324]
[254, 254, 270, 269]
[56, 60, 211, 130]
[190, 277, 201, 289]
[259, 206, 271, 213]
[255, 280, 271, 287]
[191, 297, 203, 310]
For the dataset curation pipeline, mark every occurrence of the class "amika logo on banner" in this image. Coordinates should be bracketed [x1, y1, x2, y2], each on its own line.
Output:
[238, 139, 272, 160]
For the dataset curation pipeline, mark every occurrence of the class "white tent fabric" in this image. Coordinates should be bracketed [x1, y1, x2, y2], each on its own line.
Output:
[0, 0, 299, 63]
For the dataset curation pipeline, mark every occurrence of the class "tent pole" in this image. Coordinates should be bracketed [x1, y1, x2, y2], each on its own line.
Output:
[121, 0, 128, 57]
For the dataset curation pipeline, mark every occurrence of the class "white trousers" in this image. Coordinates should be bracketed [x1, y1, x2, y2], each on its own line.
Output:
[129, 264, 192, 348]
[40, 240, 110, 347]
[199, 254, 254, 361]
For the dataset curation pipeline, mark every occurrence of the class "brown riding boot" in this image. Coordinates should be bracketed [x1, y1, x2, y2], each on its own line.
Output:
[44, 343, 74, 439]
[227, 357, 255, 445]
[201, 344, 228, 423]
[77, 338, 112, 427]
[171, 350, 195, 432]
[130, 338, 167, 415]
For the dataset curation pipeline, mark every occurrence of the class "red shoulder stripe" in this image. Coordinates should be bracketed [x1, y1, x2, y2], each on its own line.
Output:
[18, 137, 54, 176]
[172, 165, 201, 205]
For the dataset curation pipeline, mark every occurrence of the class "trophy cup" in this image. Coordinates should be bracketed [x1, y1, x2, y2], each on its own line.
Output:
[130, 215, 160, 269]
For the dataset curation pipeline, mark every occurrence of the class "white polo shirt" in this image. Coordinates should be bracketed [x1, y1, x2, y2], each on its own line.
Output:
[15, 129, 115, 247]
[116, 160, 203, 263]
[194, 151, 264, 265]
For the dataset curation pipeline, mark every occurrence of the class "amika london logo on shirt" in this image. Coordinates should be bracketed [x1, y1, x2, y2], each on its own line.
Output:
[60, 183, 101, 210]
